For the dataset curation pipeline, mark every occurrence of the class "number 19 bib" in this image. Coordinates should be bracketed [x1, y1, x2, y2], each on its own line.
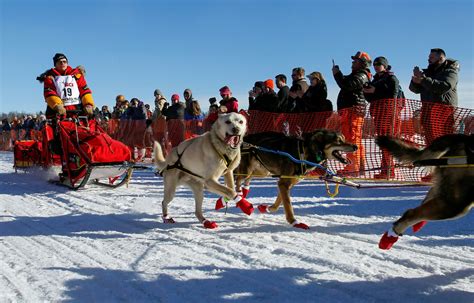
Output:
[54, 75, 80, 106]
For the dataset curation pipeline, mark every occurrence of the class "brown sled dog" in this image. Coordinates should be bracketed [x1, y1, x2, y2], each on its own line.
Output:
[230, 129, 357, 229]
[376, 134, 474, 249]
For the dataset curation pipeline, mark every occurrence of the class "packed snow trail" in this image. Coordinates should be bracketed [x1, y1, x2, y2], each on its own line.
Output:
[0, 151, 473, 302]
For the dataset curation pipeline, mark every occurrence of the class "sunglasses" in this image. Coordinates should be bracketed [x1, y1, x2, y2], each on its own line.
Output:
[373, 63, 383, 66]
[58, 59, 68, 64]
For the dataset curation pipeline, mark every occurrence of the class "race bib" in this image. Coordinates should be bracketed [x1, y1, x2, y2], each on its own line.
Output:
[54, 75, 80, 106]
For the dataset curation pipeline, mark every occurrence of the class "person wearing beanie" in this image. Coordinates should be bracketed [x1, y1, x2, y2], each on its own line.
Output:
[332, 51, 372, 176]
[263, 79, 274, 90]
[171, 94, 180, 102]
[163, 93, 185, 120]
[152, 89, 169, 120]
[41, 53, 95, 118]
[218, 86, 239, 113]
[248, 81, 265, 110]
[154, 89, 163, 98]
[259, 79, 280, 112]
[363, 56, 404, 179]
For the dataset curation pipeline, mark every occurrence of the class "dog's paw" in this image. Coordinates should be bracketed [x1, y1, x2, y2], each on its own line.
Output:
[257, 204, 270, 213]
[412, 220, 427, 233]
[203, 220, 218, 229]
[292, 221, 310, 230]
[236, 198, 254, 216]
[378, 231, 399, 250]
[162, 216, 176, 224]
[215, 197, 227, 211]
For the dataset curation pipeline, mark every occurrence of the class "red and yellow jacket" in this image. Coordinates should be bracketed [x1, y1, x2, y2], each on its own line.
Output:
[43, 66, 94, 110]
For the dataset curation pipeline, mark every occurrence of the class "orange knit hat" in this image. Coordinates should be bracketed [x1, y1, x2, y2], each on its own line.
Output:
[264, 79, 274, 90]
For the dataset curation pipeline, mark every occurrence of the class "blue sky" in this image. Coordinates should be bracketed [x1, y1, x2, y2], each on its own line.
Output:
[1, 0, 473, 114]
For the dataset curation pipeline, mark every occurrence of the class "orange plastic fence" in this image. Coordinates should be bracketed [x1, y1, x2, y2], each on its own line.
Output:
[2, 99, 472, 182]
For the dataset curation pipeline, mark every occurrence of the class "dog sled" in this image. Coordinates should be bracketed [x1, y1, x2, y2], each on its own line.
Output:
[13, 113, 133, 190]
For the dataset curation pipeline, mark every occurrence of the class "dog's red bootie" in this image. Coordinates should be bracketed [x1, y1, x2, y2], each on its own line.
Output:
[258, 204, 270, 213]
[412, 220, 427, 233]
[292, 221, 310, 230]
[203, 220, 218, 229]
[379, 231, 399, 250]
[215, 197, 227, 211]
[241, 185, 250, 198]
[235, 196, 254, 215]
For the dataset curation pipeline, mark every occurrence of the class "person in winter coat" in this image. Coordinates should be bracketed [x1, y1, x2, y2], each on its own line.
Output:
[112, 95, 126, 119]
[184, 100, 205, 136]
[125, 98, 147, 120]
[164, 94, 185, 120]
[38, 53, 95, 118]
[296, 72, 332, 113]
[409, 48, 459, 145]
[184, 100, 205, 121]
[204, 103, 219, 126]
[249, 80, 280, 112]
[183, 88, 197, 112]
[152, 89, 169, 120]
[275, 74, 290, 113]
[364, 56, 403, 179]
[164, 94, 185, 146]
[288, 67, 309, 112]
[218, 86, 239, 113]
[248, 81, 265, 110]
[1, 119, 11, 132]
[258, 79, 280, 112]
[100, 105, 112, 121]
[332, 51, 372, 176]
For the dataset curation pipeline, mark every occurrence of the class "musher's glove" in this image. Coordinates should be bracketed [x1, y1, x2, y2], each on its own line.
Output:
[84, 105, 94, 116]
[54, 104, 67, 115]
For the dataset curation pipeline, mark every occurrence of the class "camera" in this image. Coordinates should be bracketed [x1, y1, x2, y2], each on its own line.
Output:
[209, 97, 217, 104]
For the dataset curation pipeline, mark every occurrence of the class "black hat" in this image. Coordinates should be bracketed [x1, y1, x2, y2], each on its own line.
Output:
[254, 81, 265, 89]
[373, 56, 391, 70]
[53, 53, 68, 65]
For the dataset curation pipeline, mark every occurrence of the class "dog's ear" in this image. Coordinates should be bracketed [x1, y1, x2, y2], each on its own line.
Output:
[307, 129, 331, 144]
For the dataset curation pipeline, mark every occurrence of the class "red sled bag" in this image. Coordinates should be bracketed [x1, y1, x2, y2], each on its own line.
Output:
[58, 119, 131, 186]
[13, 140, 42, 169]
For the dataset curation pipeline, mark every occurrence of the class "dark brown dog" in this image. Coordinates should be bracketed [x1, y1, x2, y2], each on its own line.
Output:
[376, 134, 474, 249]
[232, 129, 357, 229]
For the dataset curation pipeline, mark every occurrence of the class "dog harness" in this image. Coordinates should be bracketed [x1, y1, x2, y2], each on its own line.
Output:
[163, 139, 237, 179]
[244, 140, 326, 177]
[163, 143, 204, 179]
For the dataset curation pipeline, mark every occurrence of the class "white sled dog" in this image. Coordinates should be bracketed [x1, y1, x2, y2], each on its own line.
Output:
[154, 112, 254, 229]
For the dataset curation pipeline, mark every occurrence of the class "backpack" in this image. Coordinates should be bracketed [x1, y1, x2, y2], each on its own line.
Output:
[396, 85, 406, 109]
[397, 85, 405, 99]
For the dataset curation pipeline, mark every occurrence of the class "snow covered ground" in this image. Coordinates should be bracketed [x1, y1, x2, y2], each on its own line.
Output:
[0, 151, 473, 302]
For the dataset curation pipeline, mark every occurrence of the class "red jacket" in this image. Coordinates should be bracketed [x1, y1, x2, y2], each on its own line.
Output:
[43, 66, 93, 110]
[220, 97, 239, 113]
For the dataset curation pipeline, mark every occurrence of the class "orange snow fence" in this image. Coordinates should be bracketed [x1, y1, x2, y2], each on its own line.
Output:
[2, 99, 472, 182]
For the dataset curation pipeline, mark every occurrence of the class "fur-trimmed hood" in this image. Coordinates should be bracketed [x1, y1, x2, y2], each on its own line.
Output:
[36, 65, 86, 83]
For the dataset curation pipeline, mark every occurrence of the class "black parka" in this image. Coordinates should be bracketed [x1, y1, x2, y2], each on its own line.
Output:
[334, 69, 370, 113]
